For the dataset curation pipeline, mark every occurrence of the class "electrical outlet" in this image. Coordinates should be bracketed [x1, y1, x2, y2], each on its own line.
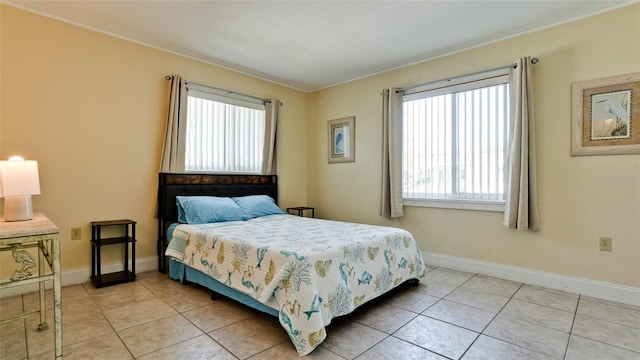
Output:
[71, 227, 81, 240]
[599, 237, 612, 252]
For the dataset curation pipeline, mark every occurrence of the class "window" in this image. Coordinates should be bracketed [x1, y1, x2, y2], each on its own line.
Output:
[184, 84, 267, 173]
[402, 69, 510, 211]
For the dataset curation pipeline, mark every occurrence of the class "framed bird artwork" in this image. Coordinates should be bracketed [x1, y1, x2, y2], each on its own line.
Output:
[572, 72, 640, 155]
[327, 116, 355, 163]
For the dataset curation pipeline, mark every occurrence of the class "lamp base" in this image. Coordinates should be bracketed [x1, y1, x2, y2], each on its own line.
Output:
[3, 195, 34, 221]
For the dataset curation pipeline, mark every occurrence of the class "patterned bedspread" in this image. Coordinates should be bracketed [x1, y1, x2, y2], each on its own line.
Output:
[165, 214, 426, 355]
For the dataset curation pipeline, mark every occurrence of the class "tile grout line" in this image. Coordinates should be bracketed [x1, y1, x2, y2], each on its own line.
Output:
[450, 272, 497, 360]
[569, 296, 640, 356]
[569, 333, 640, 356]
[467, 281, 567, 360]
[562, 294, 581, 360]
[129, 278, 212, 359]
[332, 267, 445, 359]
[401, 267, 479, 359]
[480, 282, 575, 360]
[83, 282, 137, 360]
[170, 282, 298, 360]
[391, 269, 481, 360]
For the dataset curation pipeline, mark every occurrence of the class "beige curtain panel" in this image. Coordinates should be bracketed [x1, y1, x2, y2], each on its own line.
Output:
[503, 57, 541, 230]
[380, 88, 404, 218]
[160, 74, 187, 173]
[261, 100, 280, 175]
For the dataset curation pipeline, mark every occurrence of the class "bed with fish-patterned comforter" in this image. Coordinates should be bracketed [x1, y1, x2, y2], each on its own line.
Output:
[165, 214, 426, 355]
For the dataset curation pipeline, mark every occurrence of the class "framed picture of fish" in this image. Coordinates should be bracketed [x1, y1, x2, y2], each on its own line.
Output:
[571, 72, 640, 155]
[328, 116, 355, 163]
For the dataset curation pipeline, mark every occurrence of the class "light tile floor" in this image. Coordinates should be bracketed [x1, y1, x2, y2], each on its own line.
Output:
[1, 266, 639, 359]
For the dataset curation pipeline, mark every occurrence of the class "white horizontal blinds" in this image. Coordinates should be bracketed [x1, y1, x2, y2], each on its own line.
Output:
[402, 70, 509, 201]
[185, 86, 266, 173]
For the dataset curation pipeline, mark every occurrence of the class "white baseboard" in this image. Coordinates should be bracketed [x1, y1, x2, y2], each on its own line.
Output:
[423, 252, 640, 307]
[0, 256, 158, 298]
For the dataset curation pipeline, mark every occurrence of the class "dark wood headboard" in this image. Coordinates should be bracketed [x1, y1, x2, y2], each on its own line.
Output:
[157, 172, 278, 273]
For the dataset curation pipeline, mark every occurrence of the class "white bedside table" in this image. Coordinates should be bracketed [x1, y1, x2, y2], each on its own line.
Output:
[0, 213, 62, 359]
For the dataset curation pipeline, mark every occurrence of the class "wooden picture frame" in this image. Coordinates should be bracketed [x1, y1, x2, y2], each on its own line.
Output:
[328, 116, 355, 163]
[571, 72, 640, 156]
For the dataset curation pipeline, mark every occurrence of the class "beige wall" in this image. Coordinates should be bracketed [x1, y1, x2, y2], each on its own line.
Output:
[0, 5, 309, 271]
[308, 5, 640, 287]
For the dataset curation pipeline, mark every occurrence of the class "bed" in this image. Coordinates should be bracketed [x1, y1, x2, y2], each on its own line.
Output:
[157, 173, 427, 356]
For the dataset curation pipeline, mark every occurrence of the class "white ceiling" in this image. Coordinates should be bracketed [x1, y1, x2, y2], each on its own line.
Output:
[6, 0, 633, 92]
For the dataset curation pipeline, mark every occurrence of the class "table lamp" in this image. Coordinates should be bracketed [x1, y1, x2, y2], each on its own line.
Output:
[0, 156, 41, 221]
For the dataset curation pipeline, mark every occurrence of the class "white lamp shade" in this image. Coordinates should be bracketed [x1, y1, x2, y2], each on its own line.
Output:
[0, 160, 41, 197]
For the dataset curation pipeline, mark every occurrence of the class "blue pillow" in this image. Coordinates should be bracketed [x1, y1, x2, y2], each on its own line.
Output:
[176, 196, 252, 224]
[176, 198, 188, 223]
[232, 195, 285, 218]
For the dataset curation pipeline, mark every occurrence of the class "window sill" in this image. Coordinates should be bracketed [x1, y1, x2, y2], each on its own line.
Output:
[403, 198, 505, 212]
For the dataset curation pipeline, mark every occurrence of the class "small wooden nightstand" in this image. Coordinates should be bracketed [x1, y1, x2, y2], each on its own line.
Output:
[286, 206, 315, 218]
[90, 219, 137, 288]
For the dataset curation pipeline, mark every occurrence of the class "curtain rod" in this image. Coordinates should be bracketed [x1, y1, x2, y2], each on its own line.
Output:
[164, 75, 274, 104]
[396, 57, 539, 94]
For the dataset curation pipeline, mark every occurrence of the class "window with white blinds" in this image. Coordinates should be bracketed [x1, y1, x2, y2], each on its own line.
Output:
[402, 69, 510, 211]
[184, 86, 266, 173]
